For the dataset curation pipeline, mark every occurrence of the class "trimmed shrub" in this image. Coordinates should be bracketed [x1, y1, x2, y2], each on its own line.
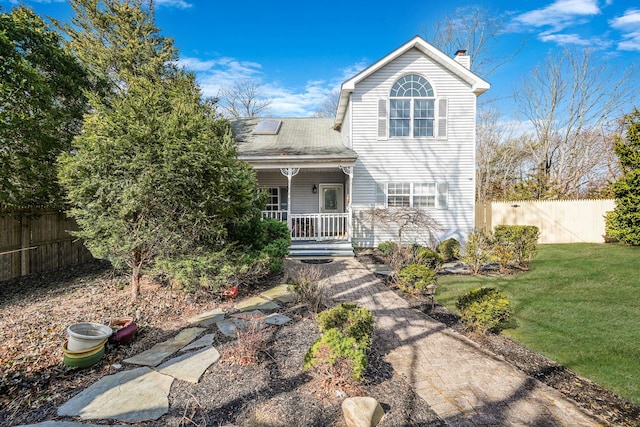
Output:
[438, 238, 460, 261]
[397, 264, 436, 295]
[306, 303, 374, 382]
[456, 287, 513, 334]
[416, 248, 444, 269]
[304, 328, 368, 381]
[460, 229, 494, 274]
[493, 225, 540, 269]
[377, 240, 397, 257]
[316, 302, 374, 346]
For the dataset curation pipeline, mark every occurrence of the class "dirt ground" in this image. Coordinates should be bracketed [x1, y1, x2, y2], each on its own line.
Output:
[0, 259, 638, 426]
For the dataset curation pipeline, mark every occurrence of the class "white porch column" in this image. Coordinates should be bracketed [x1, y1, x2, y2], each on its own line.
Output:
[340, 165, 354, 240]
[280, 167, 299, 231]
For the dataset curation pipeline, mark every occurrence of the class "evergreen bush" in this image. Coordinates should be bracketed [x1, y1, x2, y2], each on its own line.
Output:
[416, 248, 444, 269]
[397, 264, 436, 295]
[305, 303, 374, 382]
[456, 287, 513, 334]
[438, 238, 460, 261]
[377, 241, 397, 257]
[493, 225, 540, 269]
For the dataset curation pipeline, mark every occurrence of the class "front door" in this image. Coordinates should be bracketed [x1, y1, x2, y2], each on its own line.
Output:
[319, 184, 343, 213]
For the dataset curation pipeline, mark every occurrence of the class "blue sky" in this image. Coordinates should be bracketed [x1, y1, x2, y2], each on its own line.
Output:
[3, 0, 640, 118]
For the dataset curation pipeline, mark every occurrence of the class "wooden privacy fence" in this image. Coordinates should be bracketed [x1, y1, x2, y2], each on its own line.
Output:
[0, 207, 93, 281]
[476, 199, 616, 244]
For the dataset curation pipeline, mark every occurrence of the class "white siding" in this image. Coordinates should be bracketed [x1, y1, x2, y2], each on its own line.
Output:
[348, 48, 478, 247]
[257, 170, 346, 214]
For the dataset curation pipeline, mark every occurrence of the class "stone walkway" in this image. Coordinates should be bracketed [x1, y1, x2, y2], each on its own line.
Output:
[19, 285, 295, 427]
[313, 257, 604, 426]
[21, 260, 606, 426]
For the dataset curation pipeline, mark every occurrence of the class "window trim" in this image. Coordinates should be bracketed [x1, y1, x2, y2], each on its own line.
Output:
[384, 182, 448, 209]
[389, 74, 435, 138]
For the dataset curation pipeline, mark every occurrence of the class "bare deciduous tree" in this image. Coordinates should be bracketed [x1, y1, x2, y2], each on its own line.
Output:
[364, 207, 443, 248]
[219, 78, 272, 118]
[423, 5, 521, 77]
[476, 108, 531, 202]
[513, 48, 636, 198]
[314, 88, 340, 118]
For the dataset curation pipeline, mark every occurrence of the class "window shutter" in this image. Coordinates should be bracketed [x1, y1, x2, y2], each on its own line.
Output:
[437, 98, 447, 138]
[377, 99, 387, 140]
[375, 182, 387, 208]
[437, 182, 448, 209]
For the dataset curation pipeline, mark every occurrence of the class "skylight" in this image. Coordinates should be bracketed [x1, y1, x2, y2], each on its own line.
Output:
[253, 119, 282, 135]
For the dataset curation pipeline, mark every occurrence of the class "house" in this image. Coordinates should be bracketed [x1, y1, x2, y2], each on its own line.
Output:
[233, 36, 489, 255]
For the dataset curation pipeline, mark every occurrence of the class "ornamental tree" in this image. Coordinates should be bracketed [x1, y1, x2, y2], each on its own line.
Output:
[0, 6, 89, 205]
[58, 0, 263, 300]
[605, 109, 640, 245]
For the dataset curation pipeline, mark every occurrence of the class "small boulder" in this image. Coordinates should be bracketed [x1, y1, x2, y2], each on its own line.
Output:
[342, 396, 384, 427]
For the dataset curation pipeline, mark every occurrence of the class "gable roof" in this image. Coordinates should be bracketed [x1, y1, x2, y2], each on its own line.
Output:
[232, 118, 357, 169]
[334, 35, 491, 128]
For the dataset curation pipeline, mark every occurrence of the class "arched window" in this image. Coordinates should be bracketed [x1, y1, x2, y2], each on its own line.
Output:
[389, 74, 435, 137]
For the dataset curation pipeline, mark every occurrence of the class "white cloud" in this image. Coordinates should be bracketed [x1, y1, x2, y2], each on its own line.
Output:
[514, 0, 600, 32]
[179, 54, 369, 117]
[539, 32, 594, 46]
[610, 9, 640, 51]
[154, 0, 192, 9]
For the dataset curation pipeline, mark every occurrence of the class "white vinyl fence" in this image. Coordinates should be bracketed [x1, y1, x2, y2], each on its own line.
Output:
[476, 199, 616, 244]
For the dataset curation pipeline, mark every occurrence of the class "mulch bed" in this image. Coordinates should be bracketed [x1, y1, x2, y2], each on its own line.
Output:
[0, 262, 441, 427]
[2, 256, 639, 426]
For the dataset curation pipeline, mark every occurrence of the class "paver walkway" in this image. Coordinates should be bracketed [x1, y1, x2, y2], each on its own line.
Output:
[312, 257, 604, 426]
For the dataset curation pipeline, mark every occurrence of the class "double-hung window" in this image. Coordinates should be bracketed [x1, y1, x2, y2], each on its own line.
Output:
[389, 75, 435, 138]
[384, 182, 448, 209]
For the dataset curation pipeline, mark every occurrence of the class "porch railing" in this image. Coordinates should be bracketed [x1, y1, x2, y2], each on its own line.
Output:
[261, 211, 348, 241]
[261, 210, 287, 221]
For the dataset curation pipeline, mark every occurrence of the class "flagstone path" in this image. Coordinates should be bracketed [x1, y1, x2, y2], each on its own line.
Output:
[20, 284, 294, 426]
[20, 260, 606, 426]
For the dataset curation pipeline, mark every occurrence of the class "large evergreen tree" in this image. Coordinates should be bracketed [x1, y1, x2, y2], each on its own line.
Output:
[605, 109, 640, 245]
[58, 0, 263, 300]
[0, 6, 89, 205]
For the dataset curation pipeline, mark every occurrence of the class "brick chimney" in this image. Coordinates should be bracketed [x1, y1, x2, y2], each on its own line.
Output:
[454, 49, 470, 69]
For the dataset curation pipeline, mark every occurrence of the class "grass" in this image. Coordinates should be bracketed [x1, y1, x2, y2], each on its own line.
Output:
[437, 243, 640, 406]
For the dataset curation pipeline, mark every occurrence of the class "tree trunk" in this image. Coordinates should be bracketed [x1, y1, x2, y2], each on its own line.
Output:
[131, 250, 142, 302]
[131, 267, 141, 302]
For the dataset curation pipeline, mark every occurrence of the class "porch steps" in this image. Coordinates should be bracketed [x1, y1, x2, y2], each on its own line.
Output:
[288, 240, 354, 259]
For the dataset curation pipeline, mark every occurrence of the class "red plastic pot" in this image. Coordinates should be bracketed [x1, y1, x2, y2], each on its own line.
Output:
[108, 317, 137, 344]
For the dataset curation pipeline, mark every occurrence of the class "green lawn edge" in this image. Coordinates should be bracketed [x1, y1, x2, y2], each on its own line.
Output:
[437, 243, 640, 405]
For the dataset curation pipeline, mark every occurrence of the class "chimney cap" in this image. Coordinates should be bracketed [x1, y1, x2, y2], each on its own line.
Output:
[455, 49, 468, 56]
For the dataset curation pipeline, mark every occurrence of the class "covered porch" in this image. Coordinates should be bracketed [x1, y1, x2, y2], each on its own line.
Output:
[258, 166, 354, 241]
[232, 117, 357, 243]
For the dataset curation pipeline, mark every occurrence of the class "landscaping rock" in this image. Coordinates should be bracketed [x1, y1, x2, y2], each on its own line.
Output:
[342, 396, 384, 427]
[57, 367, 173, 422]
[260, 284, 296, 303]
[180, 333, 215, 351]
[124, 327, 205, 367]
[188, 308, 225, 327]
[235, 295, 280, 312]
[264, 313, 292, 326]
[216, 318, 247, 338]
[157, 346, 220, 383]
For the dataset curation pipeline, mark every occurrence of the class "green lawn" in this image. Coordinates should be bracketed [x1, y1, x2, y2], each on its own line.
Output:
[437, 243, 640, 405]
